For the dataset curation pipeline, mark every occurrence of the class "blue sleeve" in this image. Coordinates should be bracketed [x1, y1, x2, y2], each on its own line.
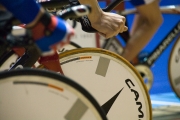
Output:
[0, 0, 41, 24]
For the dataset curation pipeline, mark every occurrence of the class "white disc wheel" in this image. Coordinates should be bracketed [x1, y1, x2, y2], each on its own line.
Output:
[168, 36, 180, 98]
[38, 48, 152, 119]
[0, 69, 107, 120]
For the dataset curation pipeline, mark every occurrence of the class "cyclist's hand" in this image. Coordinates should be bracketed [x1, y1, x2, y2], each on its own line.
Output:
[89, 11, 128, 39]
[30, 13, 74, 56]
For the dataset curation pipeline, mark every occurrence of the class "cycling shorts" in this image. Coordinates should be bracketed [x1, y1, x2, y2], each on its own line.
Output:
[130, 0, 156, 6]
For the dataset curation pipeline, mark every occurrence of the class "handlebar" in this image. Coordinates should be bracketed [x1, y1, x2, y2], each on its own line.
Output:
[40, 0, 124, 33]
[58, 5, 91, 20]
[66, 0, 124, 33]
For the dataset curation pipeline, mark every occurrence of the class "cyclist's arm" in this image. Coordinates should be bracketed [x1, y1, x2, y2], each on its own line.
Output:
[78, 0, 128, 38]
[0, 0, 74, 56]
[0, 0, 44, 27]
[121, 0, 163, 61]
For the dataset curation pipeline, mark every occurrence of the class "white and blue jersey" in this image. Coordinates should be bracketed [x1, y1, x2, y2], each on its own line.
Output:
[0, 0, 40, 24]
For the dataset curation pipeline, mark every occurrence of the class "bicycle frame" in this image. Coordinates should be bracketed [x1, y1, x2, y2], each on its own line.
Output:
[143, 21, 180, 67]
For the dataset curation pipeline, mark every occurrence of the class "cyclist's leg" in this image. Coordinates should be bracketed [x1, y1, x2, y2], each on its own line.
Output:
[121, 0, 163, 62]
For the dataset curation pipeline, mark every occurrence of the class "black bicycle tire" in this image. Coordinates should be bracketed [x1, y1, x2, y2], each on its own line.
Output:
[0, 68, 107, 120]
